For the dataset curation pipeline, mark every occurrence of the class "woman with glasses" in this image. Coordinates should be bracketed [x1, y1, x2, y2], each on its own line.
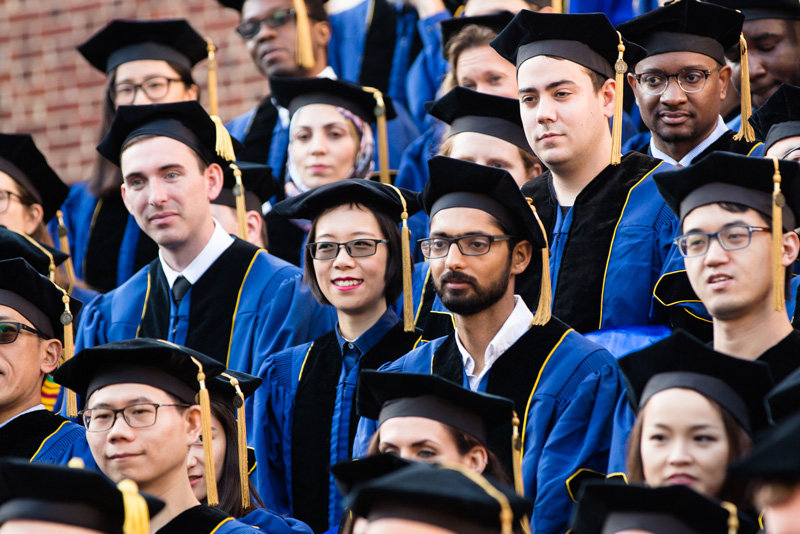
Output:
[55, 19, 205, 293]
[252, 179, 423, 533]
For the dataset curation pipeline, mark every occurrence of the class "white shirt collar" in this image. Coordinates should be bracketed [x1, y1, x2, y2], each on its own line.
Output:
[0, 404, 45, 429]
[650, 116, 728, 167]
[454, 296, 533, 391]
[159, 220, 234, 288]
[277, 66, 338, 127]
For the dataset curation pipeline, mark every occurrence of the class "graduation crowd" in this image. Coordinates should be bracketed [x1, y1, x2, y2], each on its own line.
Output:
[4, 0, 800, 532]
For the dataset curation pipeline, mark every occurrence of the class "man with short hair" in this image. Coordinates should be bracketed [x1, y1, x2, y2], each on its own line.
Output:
[355, 157, 626, 534]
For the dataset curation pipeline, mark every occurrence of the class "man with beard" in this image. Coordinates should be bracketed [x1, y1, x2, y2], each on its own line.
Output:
[354, 157, 626, 534]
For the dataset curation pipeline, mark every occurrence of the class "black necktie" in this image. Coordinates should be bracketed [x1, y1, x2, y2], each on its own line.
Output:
[172, 275, 191, 308]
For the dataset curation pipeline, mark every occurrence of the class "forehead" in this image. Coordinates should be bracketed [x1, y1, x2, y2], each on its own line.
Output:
[455, 46, 512, 74]
[642, 387, 722, 421]
[293, 104, 348, 128]
[242, 0, 293, 19]
[449, 132, 521, 158]
[430, 207, 504, 234]
[682, 202, 768, 232]
[87, 382, 174, 407]
[0, 304, 26, 322]
[766, 136, 800, 159]
[635, 51, 718, 72]
[120, 136, 200, 173]
[743, 17, 793, 39]
[114, 60, 181, 81]
[518, 55, 595, 89]
[314, 204, 382, 235]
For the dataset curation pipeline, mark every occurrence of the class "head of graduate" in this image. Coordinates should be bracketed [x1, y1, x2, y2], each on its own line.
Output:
[51, 339, 227, 524]
[654, 152, 800, 326]
[78, 19, 204, 197]
[750, 83, 800, 162]
[619, 331, 773, 508]
[490, 11, 646, 174]
[618, 1, 741, 162]
[220, 0, 330, 80]
[419, 156, 551, 325]
[97, 101, 243, 272]
[272, 179, 418, 339]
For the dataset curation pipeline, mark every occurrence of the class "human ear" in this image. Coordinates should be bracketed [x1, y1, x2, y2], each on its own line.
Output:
[464, 446, 489, 474]
[510, 240, 533, 275]
[781, 230, 800, 267]
[39, 339, 62, 375]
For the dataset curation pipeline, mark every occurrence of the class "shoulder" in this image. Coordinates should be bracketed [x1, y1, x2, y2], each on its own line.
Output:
[384, 335, 449, 371]
[263, 341, 317, 390]
[238, 508, 313, 534]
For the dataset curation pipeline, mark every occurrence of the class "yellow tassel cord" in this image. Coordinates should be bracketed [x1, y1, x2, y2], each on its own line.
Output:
[18, 231, 56, 281]
[191, 357, 219, 506]
[527, 199, 551, 326]
[551, 0, 563, 13]
[222, 373, 251, 510]
[57, 289, 77, 418]
[117, 479, 150, 534]
[444, 463, 517, 534]
[772, 157, 785, 312]
[293, 0, 316, 69]
[229, 163, 248, 240]
[205, 37, 237, 163]
[721, 502, 739, 534]
[511, 411, 524, 496]
[388, 184, 414, 331]
[364, 87, 391, 184]
[610, 31, 627, 166]
[56, 210, 76, 287]
[733, 34, 755, 142]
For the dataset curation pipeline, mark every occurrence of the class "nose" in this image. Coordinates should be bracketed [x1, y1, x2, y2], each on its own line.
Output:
[667, 439, 692, 466]
[254, 19, 277, 42]
[443, 241, 466, 271]
[148, 177, 169, 206]
[661, 76, 688, 105]
[106, 411, 134, 441]
[703, 235, 729, 266]
[332, 244, 355, 268]
[536, 95, 557, 124]
[747, 52, 766, 79]
[132, 86, 153, 106]
[309, 133, 327, 155]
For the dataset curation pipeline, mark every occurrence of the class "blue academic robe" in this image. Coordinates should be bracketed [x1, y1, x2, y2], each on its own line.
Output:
[405, 10, 451, 130]
[252, 309, 423, 533]
[0, 410, 96, 468]
[352, 317, 626, 534]
[239, 508, 313, 534]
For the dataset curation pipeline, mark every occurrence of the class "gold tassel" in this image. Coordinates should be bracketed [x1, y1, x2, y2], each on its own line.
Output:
[205, 38, 219, 118]
[721, 502, 739, 534]
[364, 87, 391, 184]
[388, 184, 414, 331]
[57, 289, 77, 418]
[229, 164, 248, 240]
[210, 115, 237, 162]
[18, 231, 56, 281]
[610, 31, 627, 166]
[772, 157, 785, 311]
[67, 457, 84, 469]
[733, 33, 755, 142]
[511, 411, 524, 496]
[222, 373, 251, 510]
[527, 199, 551, 326]
[56, 210, 76, 287]
[445, 463, 515, 534]
[117, 479, 150, 534]
[551, 0, 563, 13]
[293, 0, 316, 69]
[191, 356, 219, 506]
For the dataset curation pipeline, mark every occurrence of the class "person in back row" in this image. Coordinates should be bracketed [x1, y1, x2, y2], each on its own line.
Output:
[750, 83, 800, 162]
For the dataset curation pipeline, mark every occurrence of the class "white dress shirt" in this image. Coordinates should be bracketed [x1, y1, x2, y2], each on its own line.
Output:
[650, 115, 729, 167]
[159, 220, 234, 289]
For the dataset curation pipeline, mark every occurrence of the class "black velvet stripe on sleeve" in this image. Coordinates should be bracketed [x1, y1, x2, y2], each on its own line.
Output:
[84, 195, 129, 293]
[238, 99, 279, 164]
[358, 0, 397, 95]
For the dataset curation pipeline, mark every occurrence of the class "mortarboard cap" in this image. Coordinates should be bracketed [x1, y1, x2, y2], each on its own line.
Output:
[617, 1, 743, 65]
[570, 483, 752, 534]
[765, 364, 800, 424]
[214, 161, 279, 240]
[0, 226, 68, 280]
[729, 411, 800, 481]
[707, 0, 800, 21]
[78, 19, 207, 74]
[426, 86, 532, 154]
[331, 454, 413, 497]
[346, 462, 532, 534]
[618, 330, 773, 435]
[440, 11, 515, 54]
[749, 83, 800, 154]
[0, 134, 69, 223]
[423, 156, 552, 324]
[0, 458, 164, 534]
[97, 101, 242, 167]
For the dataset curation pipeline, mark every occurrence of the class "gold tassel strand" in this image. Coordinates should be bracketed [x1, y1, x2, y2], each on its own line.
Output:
[772, 157, 785, 311]
[117, 479, 150, 534]
[733, 33, 755, 142]
[388, 184, 414, 331]
[229, 163, 248, 240]
[56, 210, 76, 287]
[610, 31, 627, 166]
[58, 288, 77, 418]
[445, 463, 515, 534]
[293, 0, 316, 69]
[205, 37, 237, 162]
[191, 356, 219, 506]
[527, 199, 551, 326]
[364, 87, 391, 184]
[223, 373, 251, 510]
[551, 0, 563, 13]
[721, 502, 739, 534]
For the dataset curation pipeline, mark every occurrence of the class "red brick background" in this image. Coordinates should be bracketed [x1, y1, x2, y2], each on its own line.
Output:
[1, 0, 266, 184]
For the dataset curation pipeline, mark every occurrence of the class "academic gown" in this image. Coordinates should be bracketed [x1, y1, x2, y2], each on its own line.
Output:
[352, 316, 625, 534]
[0, 410, 96, 467]
[156, 505, 260, 534]
[518, 152, 678, 334]
[252, 308, 423, 533]
[404, 10, 451, 130]
[51, 182, 158, 292]
[239, 508, 314, 534]
[629, 129, 764, 162]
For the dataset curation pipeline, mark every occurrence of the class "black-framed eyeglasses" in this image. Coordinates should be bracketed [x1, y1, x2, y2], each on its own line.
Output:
[110, 76, 184, 105]
[80, 403, 190, 432]
[236, 8, 297, 40]
[674, 225, 770, 258]
[0, 321, 49, 344]
[0, 189, 27, 214]
[307, 238, 388, 260]
[631, 67, 721, 96]
[418, 235, 513, 259]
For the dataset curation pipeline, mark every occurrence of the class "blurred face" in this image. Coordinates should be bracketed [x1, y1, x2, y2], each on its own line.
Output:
[289, 105, 360, 189]
[0, 172, 41, 235]
[112, 60, 197, 107]
[763, 486, 800, 534]
[85, 383, 200, 494]
[630, 52, 730, 155]
[727, 19, 800, 109]
[0, 522, 104, 534]
[312, 205, 389, 318]
[766, 136, 800, 162]
[187, 411, 226, 502]
[455, 45, 518, 98]
[639, 388, 730, 499]
[518, 56, 614, 172]
[121, 137, 223, 253]
[463, 0, 537, 16]
[448, 132, 533, 187]
[364, 519, 456, 534]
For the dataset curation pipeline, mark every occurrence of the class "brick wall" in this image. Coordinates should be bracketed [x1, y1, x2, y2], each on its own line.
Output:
[1, 0, 266, 184]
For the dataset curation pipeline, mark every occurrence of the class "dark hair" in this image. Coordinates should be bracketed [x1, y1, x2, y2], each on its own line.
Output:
[89, 62, 198, 198]
[442, 25, 501, 94]
[626, 395, 754, 508]
[303, 201, 405, 307]
[209, 400, 265, 518]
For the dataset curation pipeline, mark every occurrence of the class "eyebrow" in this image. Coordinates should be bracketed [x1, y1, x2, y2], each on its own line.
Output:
[124, 164, 185, 182]
[684, 219, 750, 234]
[430, 230, 493, 237]
[88, 397, 156, 409]
[315, 231, 379, 240]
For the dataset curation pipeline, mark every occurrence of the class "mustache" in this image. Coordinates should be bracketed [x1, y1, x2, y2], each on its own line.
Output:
[438, 271, 478, 286]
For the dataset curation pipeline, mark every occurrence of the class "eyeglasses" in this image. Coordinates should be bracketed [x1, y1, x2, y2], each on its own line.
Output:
[674, 225, 770, 258]
[236, 8, 297, 40]
[307, 238, 388, 260]
[80, 403, 190, 432]
[0, 189, 27, 214]
[110, 76, 184, 105]
[418, 235, 513, 259]
[0, 321, 49, 344]
[631, 67, 721, 96]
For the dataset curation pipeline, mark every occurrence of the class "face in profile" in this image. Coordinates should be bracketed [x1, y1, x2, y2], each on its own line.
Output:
[187, 410, 226, 502]
[0, 172, 42, 236]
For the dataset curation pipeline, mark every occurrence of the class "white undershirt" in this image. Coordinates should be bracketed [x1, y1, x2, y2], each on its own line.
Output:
[650, 115, 729, 167]
[454, 296, 533, 391]
[159, 220, 234, 289]
[0, 404, 45, 429]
